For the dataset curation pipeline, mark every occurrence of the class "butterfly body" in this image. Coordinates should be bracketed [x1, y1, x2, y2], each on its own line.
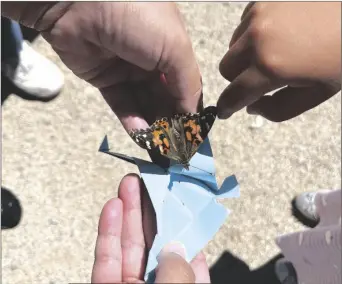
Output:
[130, 106, 217, 169]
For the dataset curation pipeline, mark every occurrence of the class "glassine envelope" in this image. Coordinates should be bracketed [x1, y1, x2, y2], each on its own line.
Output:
[99, 135, 240, 283]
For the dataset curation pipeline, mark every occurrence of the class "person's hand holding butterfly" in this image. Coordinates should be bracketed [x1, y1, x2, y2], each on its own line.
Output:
[2, 2, 202, 131]
[217, 2, 341, 122]
[91, 174, 211, 283]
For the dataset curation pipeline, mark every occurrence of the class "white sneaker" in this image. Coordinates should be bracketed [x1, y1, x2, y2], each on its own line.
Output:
[250, 115, 264, 129]
[2, 41, 64, 99]
[294, 192, 319, 222]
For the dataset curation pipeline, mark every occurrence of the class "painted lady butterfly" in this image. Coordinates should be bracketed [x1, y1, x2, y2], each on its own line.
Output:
[129, 106, 217, 169]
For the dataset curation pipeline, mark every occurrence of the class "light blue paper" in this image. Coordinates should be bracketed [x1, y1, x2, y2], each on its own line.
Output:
[99, 135, 240, 283]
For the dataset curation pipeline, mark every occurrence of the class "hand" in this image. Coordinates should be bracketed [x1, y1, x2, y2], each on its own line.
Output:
[2, 2, 202, 132]
[217, 2, 341, 122]
[91, 174, 211, 283]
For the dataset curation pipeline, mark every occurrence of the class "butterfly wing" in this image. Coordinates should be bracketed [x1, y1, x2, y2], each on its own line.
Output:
[129, 128, 155, 150]
[130, 118, 181, 162]
[130, 106, 217, 165]
[150, 118, 182, 162]
[183, 106, 217, 158]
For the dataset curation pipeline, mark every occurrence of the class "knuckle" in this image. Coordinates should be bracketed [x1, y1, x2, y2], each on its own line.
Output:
[256, 51, 285, 78]
[249, 16, 272, 42]
[121, 238, 146, 251]
[249, 20, 286, 79]
[248, 4, 289, 79]
[175, 30, 192, 51]
[219, 62, 226, 78]
[253, 2, 268, 15]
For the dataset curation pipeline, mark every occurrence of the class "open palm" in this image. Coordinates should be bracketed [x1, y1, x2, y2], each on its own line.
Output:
[91, 174, 210, 283]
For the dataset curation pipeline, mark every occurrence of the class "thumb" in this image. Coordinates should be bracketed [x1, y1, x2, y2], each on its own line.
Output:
[155, 243, 195, 283]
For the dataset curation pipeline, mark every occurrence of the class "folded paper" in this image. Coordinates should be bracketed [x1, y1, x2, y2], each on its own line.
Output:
[99, 135, 240, 283]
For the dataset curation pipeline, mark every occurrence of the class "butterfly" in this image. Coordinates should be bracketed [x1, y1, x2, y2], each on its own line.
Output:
[129, 106, 217, 170]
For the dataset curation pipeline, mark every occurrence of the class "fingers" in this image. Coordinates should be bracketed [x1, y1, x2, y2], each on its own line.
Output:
[155, 244, 210, 283]
[91, 198, 123, 283]
[118, 174, 147, 282]
[220, 2, 255, 82]
[229, 6, 253, 48]
[241, 2, 256, 21]
[155, 244, 196, 283]
[141, 178, 157, 249]
[159, 10, 203, 114]
[101, 84, 149, 133]
[220, 32, 252, 82]
[155, 253, 195, 283]
[84, 58, 151, 90]
[247, 83, 340, 122]
[162, 55, 203, 114]
[217, 65, 281, 119]
[190, 252, 211, 283]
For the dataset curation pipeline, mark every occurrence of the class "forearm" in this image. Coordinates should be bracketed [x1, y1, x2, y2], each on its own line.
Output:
[1, 1, 73, 31]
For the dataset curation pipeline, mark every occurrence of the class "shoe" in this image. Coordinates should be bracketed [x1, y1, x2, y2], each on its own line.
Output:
[1, 187, 22, 229]
[292, 192, 320, 228]
[2, 40, 64, 100]
[249, 115, 264, 129]
[275, 258, 298, 284]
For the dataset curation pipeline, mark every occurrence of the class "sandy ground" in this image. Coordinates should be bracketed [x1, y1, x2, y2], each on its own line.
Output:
[2, 3, 341, 283]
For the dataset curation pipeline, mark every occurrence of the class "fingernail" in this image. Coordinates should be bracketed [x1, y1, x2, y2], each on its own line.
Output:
[157, 241, 187, 261]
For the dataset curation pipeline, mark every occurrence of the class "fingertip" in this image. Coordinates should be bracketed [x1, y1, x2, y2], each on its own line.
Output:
[191, 252, 211, 283]
[158, 242, 187, 261]
[217, 110, 233, 120]
[155, 252, 195, 283]
[119, 174, 141, 191]
[216, 94, 234, 119]
[93, 197, 123, 283]
[98, 198, 123, 235]
[191, 251, 207, 264]
[101, 198, 123, 220]
[118, 173, 142, 207]
[121, 116, 150, 134]
[217, 66, 279, 120]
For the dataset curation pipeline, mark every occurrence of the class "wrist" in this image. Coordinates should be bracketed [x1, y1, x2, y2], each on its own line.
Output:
[1, 1, 73, 31]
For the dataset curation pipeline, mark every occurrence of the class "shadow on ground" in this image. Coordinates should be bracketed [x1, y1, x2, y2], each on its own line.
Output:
[210, 251, 283, 284]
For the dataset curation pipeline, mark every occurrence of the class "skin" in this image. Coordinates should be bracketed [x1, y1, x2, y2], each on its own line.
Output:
[1, 2, 203, 132]
[2, 2, 341, 281]
[217, 2, 341, 122]
[1, 2, 206, 280]
[92, 174, 211, 283]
